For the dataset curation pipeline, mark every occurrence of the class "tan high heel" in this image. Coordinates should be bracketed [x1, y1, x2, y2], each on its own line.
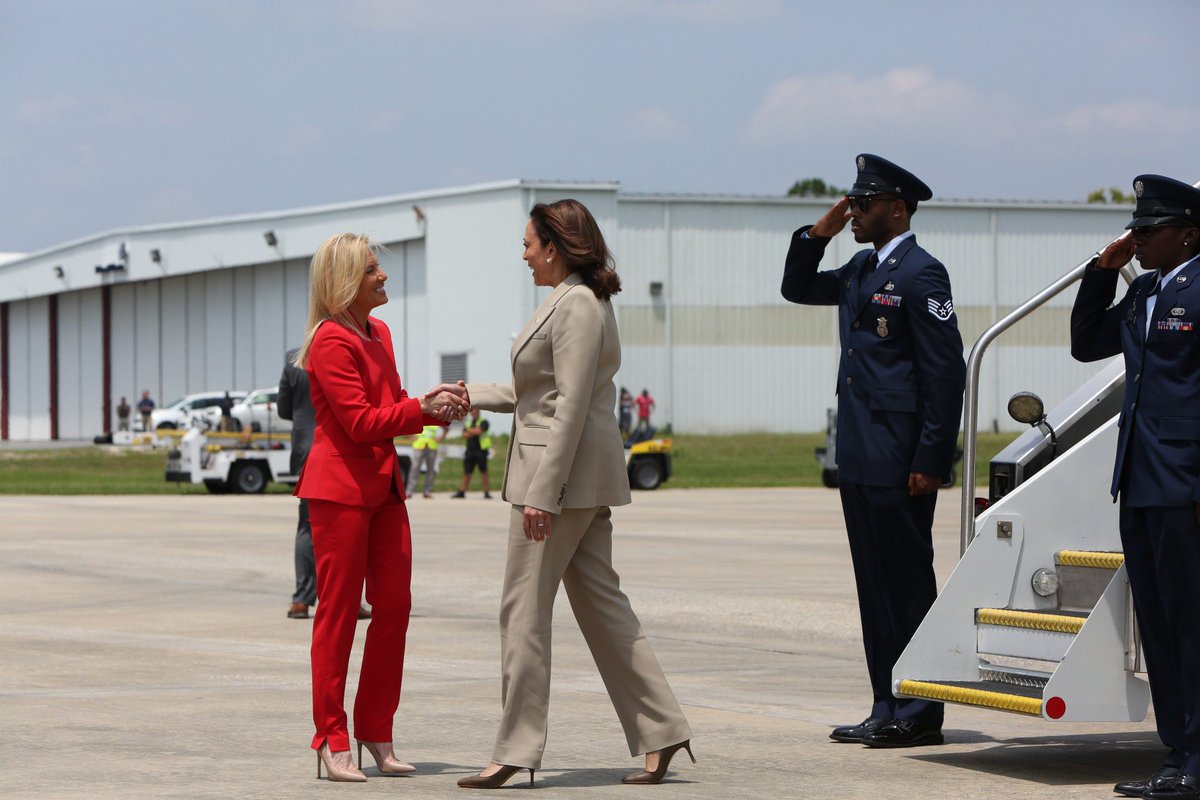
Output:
[356, 740, 416, 775]
[457, 763, 535, 789]
[316, 742, 367, 782]
[622, 740, 696, 785]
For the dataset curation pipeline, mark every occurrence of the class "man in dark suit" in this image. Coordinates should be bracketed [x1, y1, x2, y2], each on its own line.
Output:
[280, 347, 373, 622]
[782, 154, 965, 748]
[1071, 175, 1200, 800]
[279, 348, 318, 619]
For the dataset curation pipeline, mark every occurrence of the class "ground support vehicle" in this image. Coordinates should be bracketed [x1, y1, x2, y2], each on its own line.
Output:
[625, 438, 672, 490]
[146, 391, 246, 431]
[890, 242, 1151, 725]
[166, 428, 465, 494]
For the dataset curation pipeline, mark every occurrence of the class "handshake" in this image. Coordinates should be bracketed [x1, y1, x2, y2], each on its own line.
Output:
[420, 381, 472, 422]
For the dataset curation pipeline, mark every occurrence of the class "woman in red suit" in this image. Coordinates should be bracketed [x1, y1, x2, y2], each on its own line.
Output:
[293, 233, 467, 782]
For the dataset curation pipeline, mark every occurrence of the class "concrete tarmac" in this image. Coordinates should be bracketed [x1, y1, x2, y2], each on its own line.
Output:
[0, 489, 1159, 799]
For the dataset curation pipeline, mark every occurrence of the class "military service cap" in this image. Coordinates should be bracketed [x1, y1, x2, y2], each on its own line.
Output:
[1126, 174, 1200, 230]
[846, 153, 933, 204]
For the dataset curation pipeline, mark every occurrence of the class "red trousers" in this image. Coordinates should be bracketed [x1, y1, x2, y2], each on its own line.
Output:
[308, 494, 412, 752]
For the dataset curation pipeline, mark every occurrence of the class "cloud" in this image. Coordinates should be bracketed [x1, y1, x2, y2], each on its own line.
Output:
[15, 93, 193, 129]
[16, 94, 81, 124]
[623, 107, 689, 142]
[744, 66, 1014, 145]
[1055, 100, 1200, 134]
[745, 65, 1200, 157]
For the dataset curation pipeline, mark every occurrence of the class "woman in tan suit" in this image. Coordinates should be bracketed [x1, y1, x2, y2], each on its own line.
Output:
[458, 200, 694, 789]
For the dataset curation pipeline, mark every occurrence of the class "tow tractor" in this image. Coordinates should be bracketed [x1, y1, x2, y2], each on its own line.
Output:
[165, 426, 463, 494]
[625, 436, 673, 490]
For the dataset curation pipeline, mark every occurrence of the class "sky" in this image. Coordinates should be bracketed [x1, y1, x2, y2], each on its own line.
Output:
[1, 0, 1197, 253]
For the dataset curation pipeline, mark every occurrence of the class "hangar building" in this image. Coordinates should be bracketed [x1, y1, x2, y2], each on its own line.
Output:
[0, 179, 1127, 441]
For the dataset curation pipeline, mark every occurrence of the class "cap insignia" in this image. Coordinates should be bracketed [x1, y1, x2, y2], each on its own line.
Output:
[1135, 180, 1144, 197]
[857, 156, 866, 171]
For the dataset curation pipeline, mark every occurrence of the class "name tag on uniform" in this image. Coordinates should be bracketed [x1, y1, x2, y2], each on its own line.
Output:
[871, 293, 902, 308]
[1157, 318, 1194, 332]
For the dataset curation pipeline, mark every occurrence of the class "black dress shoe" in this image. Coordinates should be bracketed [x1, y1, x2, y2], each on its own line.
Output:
[862, 719, 944, 748]
[1146, 774, 1200, 800]
[1115, 767, 1180, 797]
[829, 717, 888, 743]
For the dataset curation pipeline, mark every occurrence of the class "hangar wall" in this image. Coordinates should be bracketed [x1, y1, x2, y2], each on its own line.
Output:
[0, 180, 1133, 441]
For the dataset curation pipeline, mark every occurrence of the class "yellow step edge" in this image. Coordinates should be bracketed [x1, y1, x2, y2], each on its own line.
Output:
[1056, 550, 1124, 569]
[976, 608, 1085, 634]
[897, 680, 1044, 716]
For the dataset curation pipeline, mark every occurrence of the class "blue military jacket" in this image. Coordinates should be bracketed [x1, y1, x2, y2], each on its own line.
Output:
[782, 228, 966, 487]
[1070, 256, 1200, 507]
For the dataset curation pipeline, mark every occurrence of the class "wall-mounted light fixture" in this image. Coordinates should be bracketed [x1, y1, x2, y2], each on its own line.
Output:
[264, 230, 278, 247]
[53, 265, 65, 278]
[649, 281, 664, 296]
[117, 241, 128, 261]
[149, 248, 162, 264]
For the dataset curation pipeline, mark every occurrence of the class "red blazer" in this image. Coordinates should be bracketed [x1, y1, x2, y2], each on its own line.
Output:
[295, 318, 439, 507]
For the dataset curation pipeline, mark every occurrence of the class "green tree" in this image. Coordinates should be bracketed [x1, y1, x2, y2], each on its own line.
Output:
[787, 177, 847, 197]
[1087, 187, 1135, 204]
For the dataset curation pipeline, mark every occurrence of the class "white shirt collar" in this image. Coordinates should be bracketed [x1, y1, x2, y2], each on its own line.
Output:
[874, 231, 914, 267]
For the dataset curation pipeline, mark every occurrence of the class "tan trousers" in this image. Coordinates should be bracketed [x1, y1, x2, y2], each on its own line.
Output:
[491, 505, 692, 769]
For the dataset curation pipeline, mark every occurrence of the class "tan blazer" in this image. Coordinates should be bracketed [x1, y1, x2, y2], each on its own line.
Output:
[468, 272, 632, 513]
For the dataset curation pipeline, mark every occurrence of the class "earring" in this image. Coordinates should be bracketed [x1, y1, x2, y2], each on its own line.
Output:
[546, 257, 553, 263]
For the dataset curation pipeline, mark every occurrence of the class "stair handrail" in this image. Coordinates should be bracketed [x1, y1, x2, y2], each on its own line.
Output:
[959, 251, 1137, 555]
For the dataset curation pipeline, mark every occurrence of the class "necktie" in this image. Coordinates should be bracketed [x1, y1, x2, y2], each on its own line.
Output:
[866, 252, 879, 271]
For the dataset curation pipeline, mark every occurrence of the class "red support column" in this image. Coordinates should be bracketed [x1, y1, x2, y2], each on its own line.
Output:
[1, 302, 8, 441]
[48, 294, 59, 440]
[102, 286, 112, 434]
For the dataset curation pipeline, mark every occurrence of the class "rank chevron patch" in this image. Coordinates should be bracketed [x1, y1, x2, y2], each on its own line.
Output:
[927, 297, 955, 321]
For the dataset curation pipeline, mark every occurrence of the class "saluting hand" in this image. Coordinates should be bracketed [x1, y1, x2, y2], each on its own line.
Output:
[808, 197, 852, 239]
[1096, 233, 1135, 270]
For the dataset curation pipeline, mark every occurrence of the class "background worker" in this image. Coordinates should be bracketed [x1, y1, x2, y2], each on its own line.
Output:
[452, 409, 492, 499]
[405, 424, 446, 499]
[137, 390, 155, 432]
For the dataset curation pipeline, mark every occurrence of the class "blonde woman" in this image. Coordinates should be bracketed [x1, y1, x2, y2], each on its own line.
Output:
[294, 233, 467, 781]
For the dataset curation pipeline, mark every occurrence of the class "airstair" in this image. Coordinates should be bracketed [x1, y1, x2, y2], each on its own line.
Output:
[891, 250, 1152, 722]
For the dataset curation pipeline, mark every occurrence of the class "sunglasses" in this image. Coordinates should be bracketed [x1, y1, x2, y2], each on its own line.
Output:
[846, 194, 899, 212]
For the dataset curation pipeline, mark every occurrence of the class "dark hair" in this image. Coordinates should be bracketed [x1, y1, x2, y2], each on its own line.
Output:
[529, 199, 621, 300]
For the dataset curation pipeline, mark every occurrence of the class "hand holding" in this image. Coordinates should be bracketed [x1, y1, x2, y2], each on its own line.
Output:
[908, 471, 943, 496]
[808, 197, 851, 239]
[523, 506, 552, 542]
[1096, 233, 1134, 270]
[421, 390, 468, 420]
[425, 382, 469, 403]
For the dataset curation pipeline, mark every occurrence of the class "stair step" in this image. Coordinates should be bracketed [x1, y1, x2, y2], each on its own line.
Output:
[1056, 550, 1123, 569]
[897, 679, 1043, 716]
[978, 666, 1050, 689]
[977, 608, 1087, 634]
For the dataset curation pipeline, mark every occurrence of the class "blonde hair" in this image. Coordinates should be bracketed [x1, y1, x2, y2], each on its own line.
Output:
[293, 233, 376, 368]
